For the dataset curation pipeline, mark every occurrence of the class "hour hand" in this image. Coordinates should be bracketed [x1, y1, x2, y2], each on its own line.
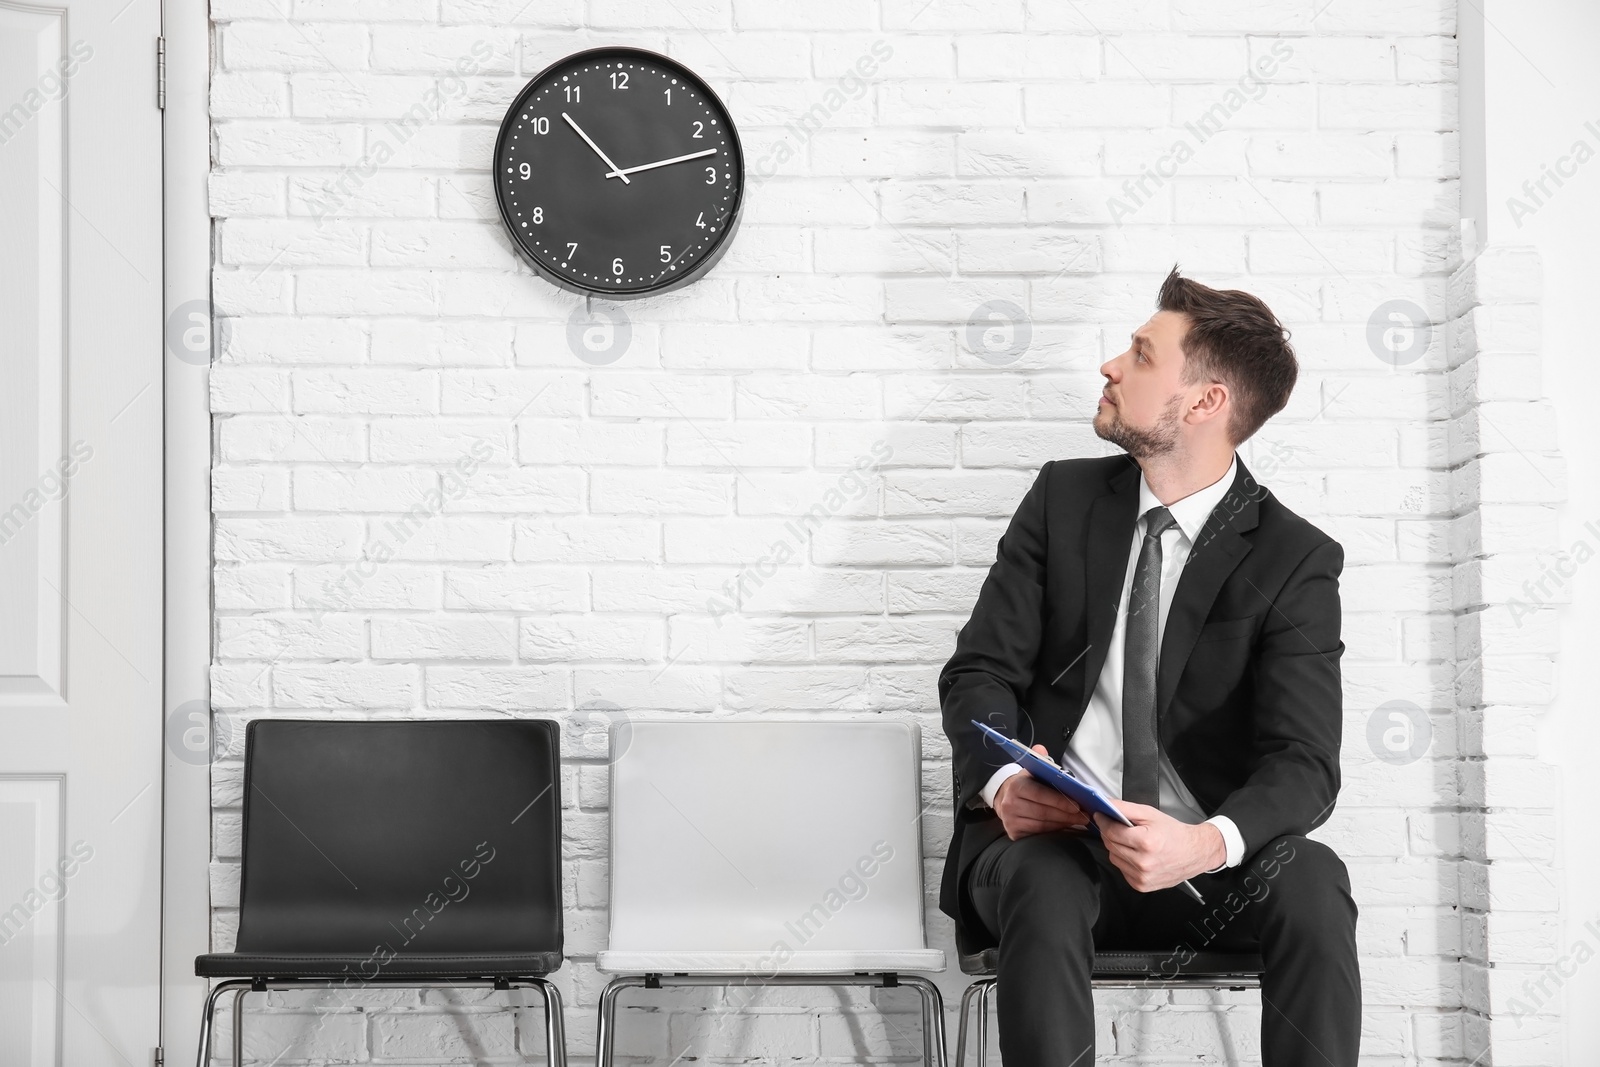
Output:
[562, 112, 630, 184]
[605, 147, 718, 180]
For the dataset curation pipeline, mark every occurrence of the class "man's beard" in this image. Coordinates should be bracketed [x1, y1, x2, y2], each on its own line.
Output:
[1093, 393, 1183, 459]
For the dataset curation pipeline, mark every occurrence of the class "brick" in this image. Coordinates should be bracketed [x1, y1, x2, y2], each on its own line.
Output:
[590, 469, 733, 515]
[288, 170, 435, 219]
[212, 466, 292, 511]
[520, 615, 663, 661]
[215, 121, 366, 166]
[442, 565, 589, 611]
[210, 171, 286, 216]
[225, 315, 367, 363]
[215, 613, 366, 659]
[272, 663, 420, 708]
[371, 614, 516, 659]
[664, 421, 811, 466]
[518, 420, 666, 465]
[222, 22, 369, 71]
[956, 34, 1100, 79]
[425, 666, 568, 710]
[211, 72, 290, 119]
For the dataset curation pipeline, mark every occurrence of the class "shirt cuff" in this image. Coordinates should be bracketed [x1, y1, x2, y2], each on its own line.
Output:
[1202, 815, 1244, 872]
[976, 764, 1024, 809]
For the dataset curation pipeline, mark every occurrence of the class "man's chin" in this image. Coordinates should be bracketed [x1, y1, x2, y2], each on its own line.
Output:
[1094, 415, 1150, 460]
[1092, 410, 1123, 446]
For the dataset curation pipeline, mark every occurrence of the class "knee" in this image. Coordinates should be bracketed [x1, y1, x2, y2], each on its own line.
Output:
[998, 833, 1098, 902]
[1247, 836, 1356, 932]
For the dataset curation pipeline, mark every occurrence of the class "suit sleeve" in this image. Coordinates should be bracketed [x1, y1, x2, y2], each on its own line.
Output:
[1210, 537, 1345, 857]
[939, 461, 1052, 813]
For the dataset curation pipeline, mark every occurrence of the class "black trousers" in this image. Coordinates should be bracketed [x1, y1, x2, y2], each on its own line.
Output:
[964, 829, 1361, 1067]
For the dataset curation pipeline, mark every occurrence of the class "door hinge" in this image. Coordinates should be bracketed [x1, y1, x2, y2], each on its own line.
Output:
[156, 36, 166, 110]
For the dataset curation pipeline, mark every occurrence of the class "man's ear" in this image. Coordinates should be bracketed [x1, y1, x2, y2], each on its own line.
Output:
[1192, 381, 1229, 420]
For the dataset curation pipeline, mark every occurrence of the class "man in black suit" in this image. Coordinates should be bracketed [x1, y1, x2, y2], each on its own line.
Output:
[939, 267, 1360, 1067]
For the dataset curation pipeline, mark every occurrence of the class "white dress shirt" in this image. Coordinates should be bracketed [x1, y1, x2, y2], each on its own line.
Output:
[977, 453, 1246, 872]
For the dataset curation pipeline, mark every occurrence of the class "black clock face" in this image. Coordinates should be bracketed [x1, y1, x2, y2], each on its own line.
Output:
[493, 47, 744, 298]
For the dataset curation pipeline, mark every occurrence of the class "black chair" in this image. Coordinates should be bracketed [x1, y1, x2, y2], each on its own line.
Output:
[953, 946, 1266, 1067]
[194, 719, 566, 1067]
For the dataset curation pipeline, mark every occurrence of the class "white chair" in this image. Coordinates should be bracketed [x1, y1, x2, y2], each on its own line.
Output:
[595, 717, 948, 1067]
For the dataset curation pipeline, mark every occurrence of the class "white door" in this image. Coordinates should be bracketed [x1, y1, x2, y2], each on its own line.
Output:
[0, 0, 164, 1062]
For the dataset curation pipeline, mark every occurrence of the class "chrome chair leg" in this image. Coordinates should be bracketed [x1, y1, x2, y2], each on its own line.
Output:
[194, 981, 252, 1067]
[233, 986, 248, 1065]
[955, 981, 983, 1067]
[920, 988, 932, 1067]
[975, 979, 995, 1067]
[595, 976, 643, 1067]
[901, 975, 947, 1067]
[530, 978, 567, 1067]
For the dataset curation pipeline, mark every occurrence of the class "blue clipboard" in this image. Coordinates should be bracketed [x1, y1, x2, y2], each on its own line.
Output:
[971, 719, 1206, 903]
[971, 720, 1132, 829]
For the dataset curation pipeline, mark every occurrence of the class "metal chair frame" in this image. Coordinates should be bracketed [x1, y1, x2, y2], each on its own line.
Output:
[595, 972, 946, 1067]
[952, 953, 1264, 1067]
[195, 976, 566, 1067]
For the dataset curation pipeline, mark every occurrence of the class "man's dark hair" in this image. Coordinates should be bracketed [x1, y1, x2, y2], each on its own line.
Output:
[1156, 265, 1297, 446]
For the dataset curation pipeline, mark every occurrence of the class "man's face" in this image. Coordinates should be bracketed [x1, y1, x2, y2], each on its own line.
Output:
[1094, 310, 1193, 459]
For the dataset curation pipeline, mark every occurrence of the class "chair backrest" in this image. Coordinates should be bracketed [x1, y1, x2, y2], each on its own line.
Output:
[606, 717, 930, 953]
[234, 719, 562, 957]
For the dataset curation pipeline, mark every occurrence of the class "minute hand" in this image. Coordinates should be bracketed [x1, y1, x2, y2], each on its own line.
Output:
[605, 147, 718, 179]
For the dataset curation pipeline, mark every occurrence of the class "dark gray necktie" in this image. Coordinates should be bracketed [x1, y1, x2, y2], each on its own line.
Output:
[1122, 505, 1177, 806]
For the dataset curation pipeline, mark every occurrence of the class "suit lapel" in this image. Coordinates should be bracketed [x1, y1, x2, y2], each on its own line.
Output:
[1074, 454, 1262, 733]
[1155, 457, 1260, 728]
[1078, 457, 1141, 720]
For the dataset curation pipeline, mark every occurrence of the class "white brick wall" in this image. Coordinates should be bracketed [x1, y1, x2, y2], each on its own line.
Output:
[207, 1, 1485, 1063]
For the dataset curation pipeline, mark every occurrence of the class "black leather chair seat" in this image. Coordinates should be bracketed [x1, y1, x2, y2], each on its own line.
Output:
[959, 947, 1264, 978]
[196, 950, 564, 979]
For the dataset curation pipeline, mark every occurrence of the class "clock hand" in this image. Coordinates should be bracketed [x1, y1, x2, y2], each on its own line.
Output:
[604, 147, 719, 180]
[561, 112, 630, 184]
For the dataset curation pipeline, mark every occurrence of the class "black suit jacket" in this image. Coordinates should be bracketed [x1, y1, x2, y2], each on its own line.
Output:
[938, 452, 1346, 952]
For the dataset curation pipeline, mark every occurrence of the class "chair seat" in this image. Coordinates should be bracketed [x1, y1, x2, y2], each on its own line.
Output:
[959, 947, 1264, 979]
[597, 948, 946, 975]
[196, 950, 564, 979]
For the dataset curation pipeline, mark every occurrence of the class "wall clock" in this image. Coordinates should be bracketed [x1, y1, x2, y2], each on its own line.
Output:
[493, 47, 745, 298]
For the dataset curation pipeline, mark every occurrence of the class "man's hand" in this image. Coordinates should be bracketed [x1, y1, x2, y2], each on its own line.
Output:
[993, 745, 1091, 840]
[1094, 802, 1226, 892]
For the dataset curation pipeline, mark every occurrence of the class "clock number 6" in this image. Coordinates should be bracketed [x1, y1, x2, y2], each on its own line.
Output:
[612, 258, 624, 276]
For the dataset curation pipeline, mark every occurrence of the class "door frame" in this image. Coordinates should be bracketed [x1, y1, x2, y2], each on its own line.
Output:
[160, 0, 213, 1053]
